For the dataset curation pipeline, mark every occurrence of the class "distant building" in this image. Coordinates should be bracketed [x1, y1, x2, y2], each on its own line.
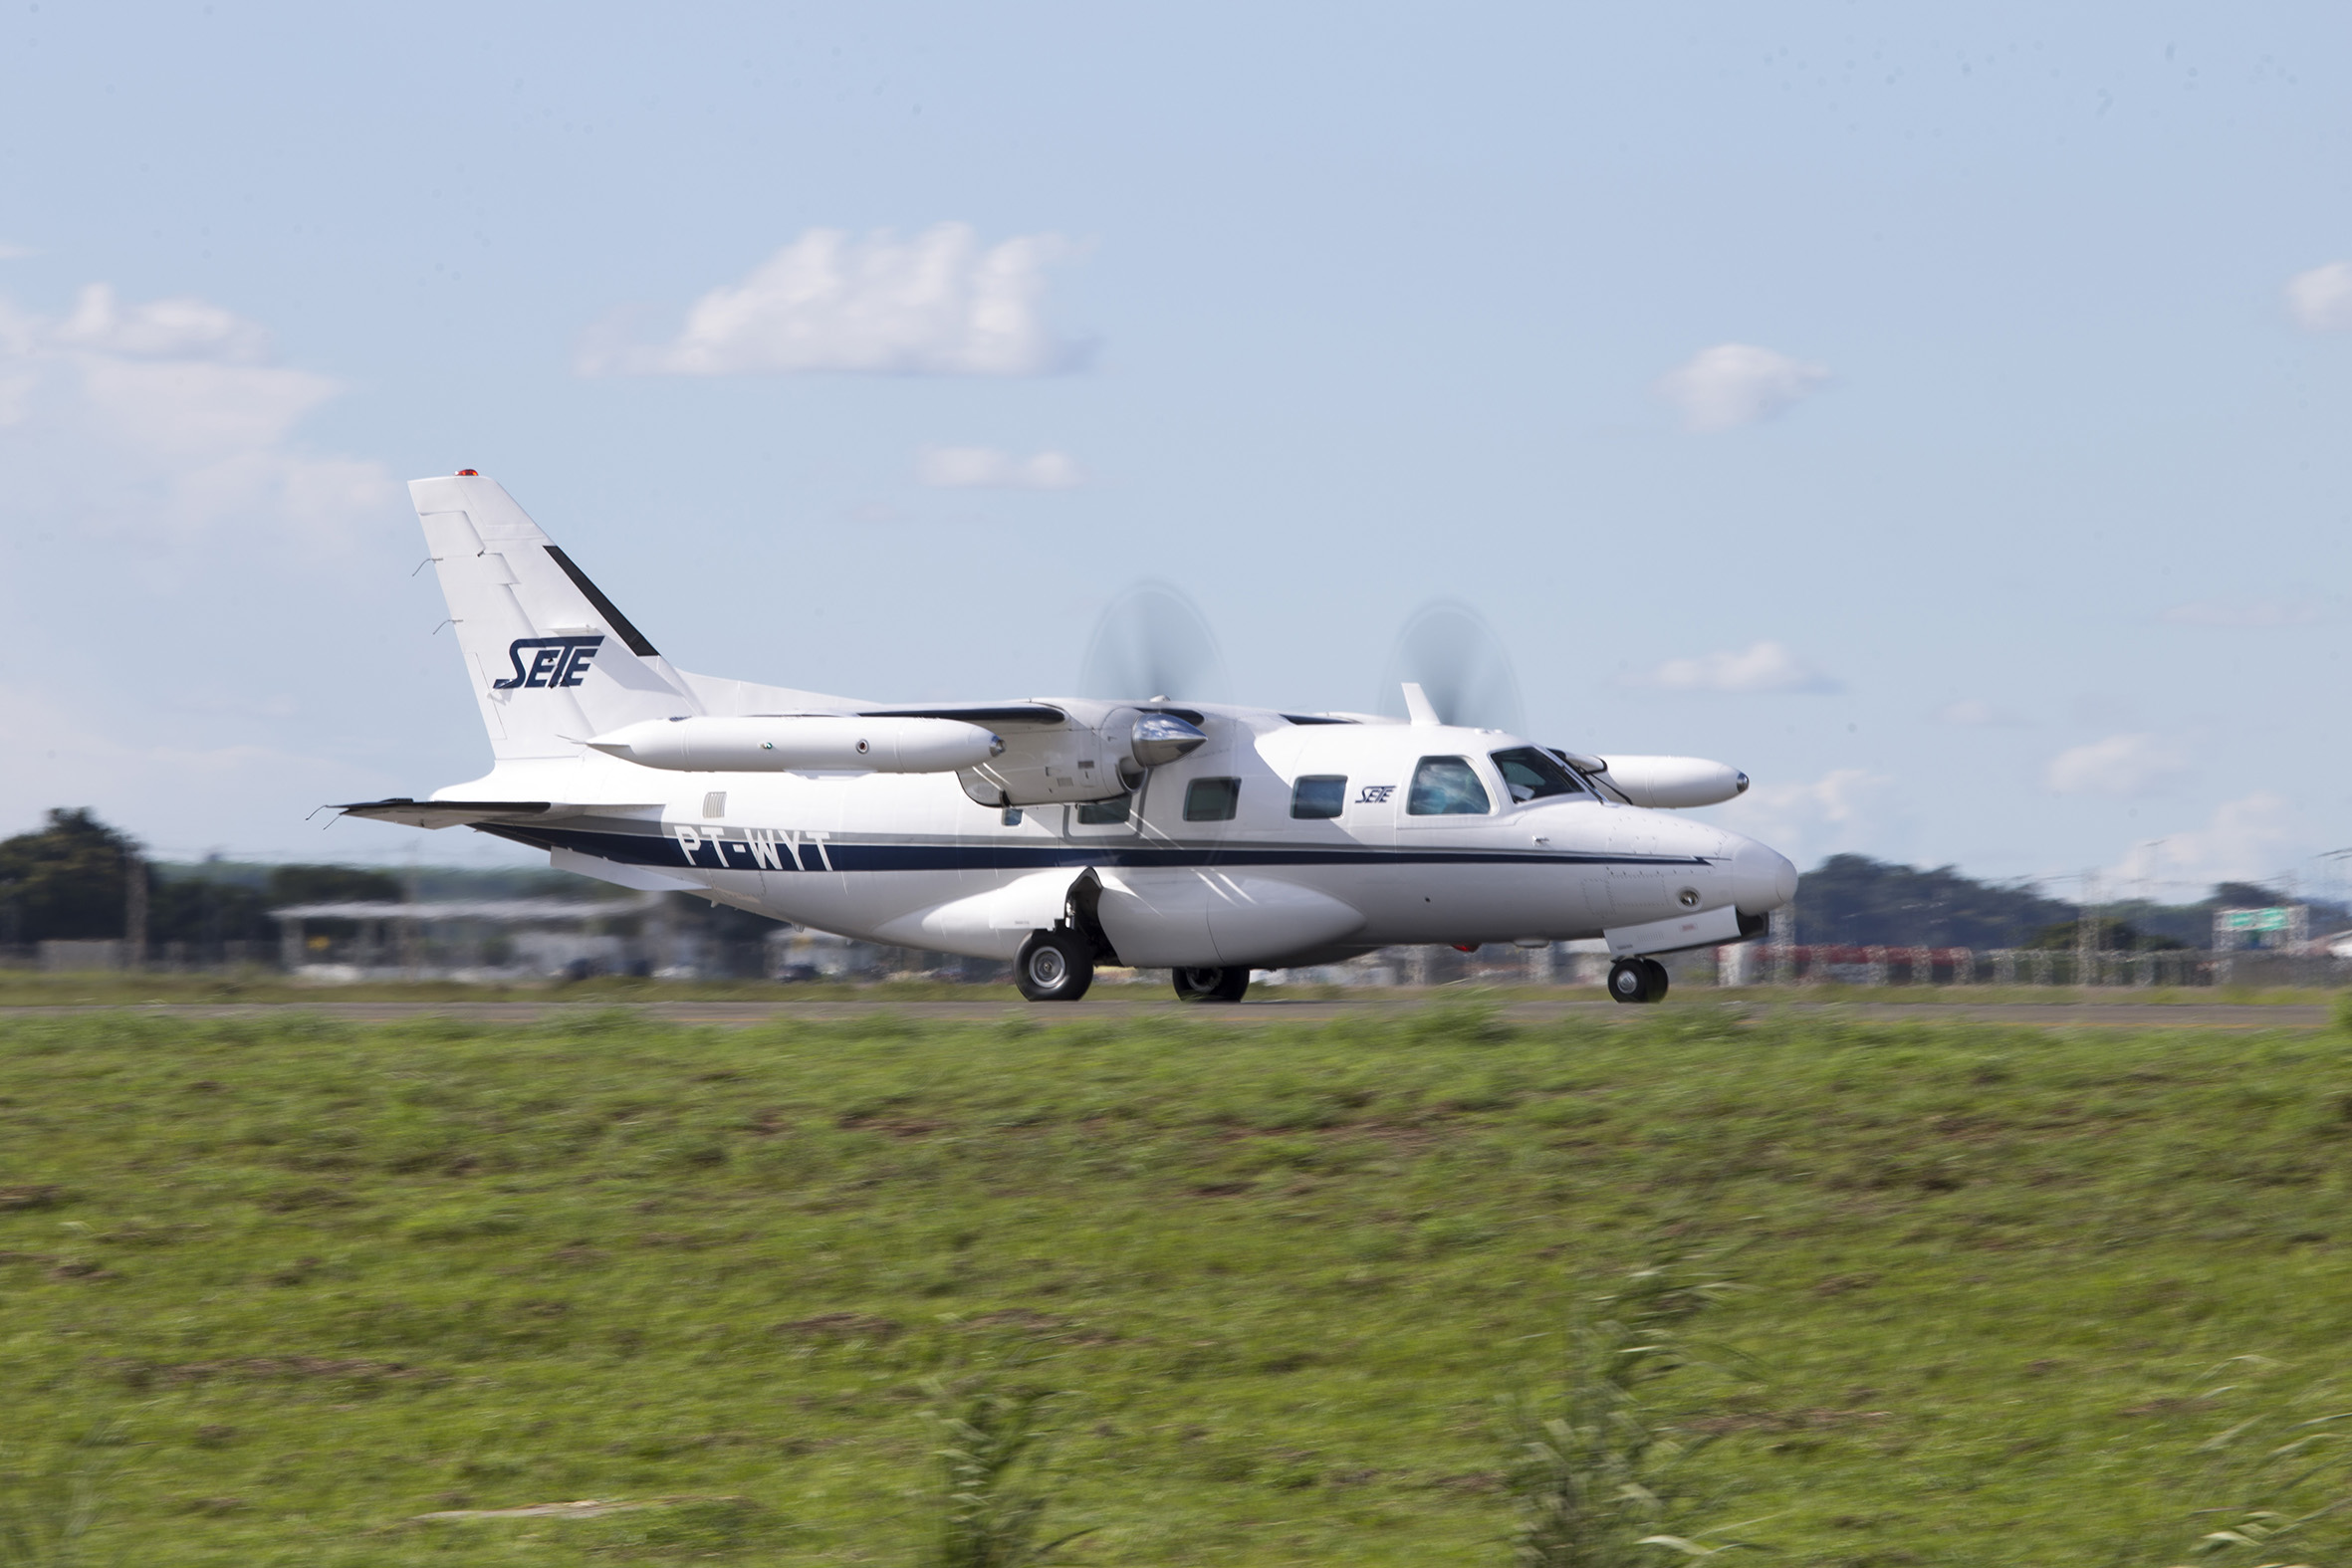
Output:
[268, 896, 663, 980]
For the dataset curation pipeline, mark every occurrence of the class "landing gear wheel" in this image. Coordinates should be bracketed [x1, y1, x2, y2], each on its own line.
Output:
[1172, 965, 1251, 1004]
[1607, 957, 1665, 1005]
[1015, 930, 1094, 1003]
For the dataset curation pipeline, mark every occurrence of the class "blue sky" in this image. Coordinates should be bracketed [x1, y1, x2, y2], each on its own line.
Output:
[4, 2, 2350, 902]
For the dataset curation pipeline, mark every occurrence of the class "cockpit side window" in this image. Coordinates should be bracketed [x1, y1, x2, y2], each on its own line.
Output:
[1491, 746, 1590, 804]
[1406, 756, 1492, 815]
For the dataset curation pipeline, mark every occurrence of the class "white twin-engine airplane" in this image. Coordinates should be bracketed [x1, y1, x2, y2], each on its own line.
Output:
[343, 472, 1798, 1006]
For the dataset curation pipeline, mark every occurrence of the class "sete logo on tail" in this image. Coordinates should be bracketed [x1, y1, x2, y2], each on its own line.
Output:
[493, 635, 604, 690]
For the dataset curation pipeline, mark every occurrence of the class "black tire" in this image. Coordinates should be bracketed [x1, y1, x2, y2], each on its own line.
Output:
[1640, 958, 1670, 1002]
[1607, 958, 1658, 1005]
[1173, 965, 1250, 1004]
[1015, 930, 1094, 1003]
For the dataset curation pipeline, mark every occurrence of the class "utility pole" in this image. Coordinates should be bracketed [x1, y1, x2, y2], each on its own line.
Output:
[122, 847, 146, 973]
[399, 842, 424, 979]
[2076, 869, 2097, 990]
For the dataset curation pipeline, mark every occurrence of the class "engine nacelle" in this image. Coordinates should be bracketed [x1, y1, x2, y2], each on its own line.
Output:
[587, 716, 1004, 774]
[956, 710, 1209, 808]
[1592, 755, 1749, 809]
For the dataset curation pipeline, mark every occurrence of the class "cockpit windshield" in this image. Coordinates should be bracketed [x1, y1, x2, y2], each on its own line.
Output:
[1490, 747, 1590, 804]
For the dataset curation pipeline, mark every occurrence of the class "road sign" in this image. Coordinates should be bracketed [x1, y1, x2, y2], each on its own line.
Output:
[2219, 908, 2290, 932]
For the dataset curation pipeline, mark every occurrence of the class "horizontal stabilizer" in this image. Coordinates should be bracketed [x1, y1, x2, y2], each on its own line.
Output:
[338, 797, 668, 831]
[338, 797, 554, 829]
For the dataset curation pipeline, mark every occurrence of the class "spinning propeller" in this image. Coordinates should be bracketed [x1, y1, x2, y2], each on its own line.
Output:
[1076, 584, 1529, 737]
[1375, 599, 1526, 733]
[1076, 581, 1232, 704]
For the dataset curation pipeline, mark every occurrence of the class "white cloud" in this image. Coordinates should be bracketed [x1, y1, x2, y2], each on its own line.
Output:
[916, 445, 1084, 490]
[2159, 595, 2330, 628]
[1634, 640, 1842, 694]
[2107, 792, 2306, 896]
[2045, 733, 2191, 797]
[0, 242, 34, 262]
[1708, 767, 1896, 869]
[50, 283, 273, 361]
[1934, 697, 2030, 727]
[2286, 262, 2352, 332]
[0, 281, 394, 545]
[578, 223, 1088, 377]
[1658, 342, 1829, 431]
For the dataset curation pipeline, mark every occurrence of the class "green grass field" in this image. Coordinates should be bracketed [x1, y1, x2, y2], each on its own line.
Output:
[5, 1004, 2352, 1565]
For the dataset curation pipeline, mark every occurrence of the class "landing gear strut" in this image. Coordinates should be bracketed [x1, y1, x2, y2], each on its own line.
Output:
[1607, 957, 1670, 1005]
[1015, 930, 1094, 1003]
[1172, 965, 1251, 1004]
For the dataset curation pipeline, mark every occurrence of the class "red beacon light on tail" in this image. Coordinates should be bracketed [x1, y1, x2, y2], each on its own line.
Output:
[455, 468, 479, 476]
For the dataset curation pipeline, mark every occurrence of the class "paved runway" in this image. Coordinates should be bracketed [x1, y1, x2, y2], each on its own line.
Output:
[0, 997, 2330, 1028]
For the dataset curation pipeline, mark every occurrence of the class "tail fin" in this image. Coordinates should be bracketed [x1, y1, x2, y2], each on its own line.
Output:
[413, 472, 702, 761]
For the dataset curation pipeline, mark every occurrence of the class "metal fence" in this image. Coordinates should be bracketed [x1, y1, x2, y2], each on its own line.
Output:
[1741, 944, 2352, 989]
[6, 935, 2347, 989]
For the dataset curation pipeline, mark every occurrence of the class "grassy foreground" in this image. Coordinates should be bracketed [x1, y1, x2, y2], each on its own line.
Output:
[4, 1006, 2351, 1565]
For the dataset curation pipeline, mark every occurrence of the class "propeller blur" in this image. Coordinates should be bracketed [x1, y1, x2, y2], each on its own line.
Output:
[340, 474, 1796, 1007]
[1378, 599, 1526, 734]
[1077, 581, 1230, 705]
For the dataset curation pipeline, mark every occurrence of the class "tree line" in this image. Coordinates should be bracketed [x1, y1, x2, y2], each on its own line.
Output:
[0, 808, 403, 949]
[1793, 852, 2326, 952]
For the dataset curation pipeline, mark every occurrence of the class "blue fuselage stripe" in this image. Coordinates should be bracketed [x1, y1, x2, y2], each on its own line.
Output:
[481, 823, 1711, 875]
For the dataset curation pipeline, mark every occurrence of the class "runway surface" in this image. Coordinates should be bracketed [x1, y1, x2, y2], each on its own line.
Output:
[0, 998, 2330, 1028]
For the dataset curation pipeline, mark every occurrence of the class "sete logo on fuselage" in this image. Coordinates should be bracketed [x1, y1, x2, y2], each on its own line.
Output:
[493, 635, 603, 690]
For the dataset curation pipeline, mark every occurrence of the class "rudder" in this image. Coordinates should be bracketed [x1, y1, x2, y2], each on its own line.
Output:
[413, 472, 702, 760]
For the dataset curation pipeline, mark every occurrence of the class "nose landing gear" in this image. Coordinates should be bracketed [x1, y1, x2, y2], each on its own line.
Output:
[1606, 957, 1670, 1005]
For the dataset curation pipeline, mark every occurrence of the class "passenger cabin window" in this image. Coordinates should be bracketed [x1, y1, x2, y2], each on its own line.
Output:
[1407, 756, 1491, 815]
[1490, 747, 1589, 804]
[1074, 793, 1131, 825]
[1184, 778, 1241, 822]
[1291, 775, 1347, 819]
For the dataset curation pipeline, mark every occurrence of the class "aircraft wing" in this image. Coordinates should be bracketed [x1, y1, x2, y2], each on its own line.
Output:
[853, 703, 1070, 728]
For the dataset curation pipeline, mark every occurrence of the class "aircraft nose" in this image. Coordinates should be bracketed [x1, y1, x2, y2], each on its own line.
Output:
[1731, 837, 1798, 914]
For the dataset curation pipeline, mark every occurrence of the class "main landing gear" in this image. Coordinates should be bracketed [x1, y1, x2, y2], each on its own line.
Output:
[1015, 930, 1094, 1003]
[1607, 957, 1670, 1006]
[1172, 966, 1251, 1004]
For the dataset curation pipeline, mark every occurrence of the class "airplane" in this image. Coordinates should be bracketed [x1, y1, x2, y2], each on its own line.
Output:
[341, 471, 1797, 1006]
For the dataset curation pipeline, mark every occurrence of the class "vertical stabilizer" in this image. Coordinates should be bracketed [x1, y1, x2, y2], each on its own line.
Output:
[412, 473, 703, 761]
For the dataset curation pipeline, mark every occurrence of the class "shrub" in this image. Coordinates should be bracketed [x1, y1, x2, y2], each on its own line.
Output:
[915, 1364, 1090, 1568]
[1501, 1249, 1758, 1567]
[0, 1418, 122, 1568]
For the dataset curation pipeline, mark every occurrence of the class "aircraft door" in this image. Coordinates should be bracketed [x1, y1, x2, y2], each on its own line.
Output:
[1387, 750, 1503, 940]
[1392, 753, 1502, 839]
